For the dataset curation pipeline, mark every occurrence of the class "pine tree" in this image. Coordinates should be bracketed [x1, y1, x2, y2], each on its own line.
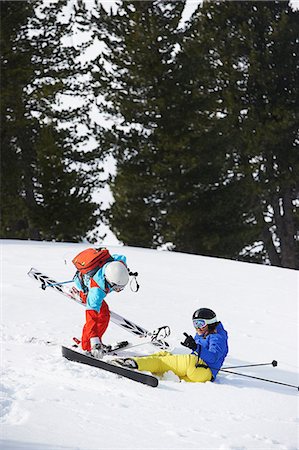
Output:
[91, 0, 186, 247]
[1, 1, 39, 238]
[191, 0, 299, 268]
[238, 1, 299, 268]
[155, 1, 255, 257]
[90, 0, 298, 268]
[0, 0, 99, 241]
[160, 0, 298, 267]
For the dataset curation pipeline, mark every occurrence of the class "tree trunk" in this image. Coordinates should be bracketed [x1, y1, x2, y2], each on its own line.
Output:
[280, 189, 298, 269]
[270, 190, 298, 270]
[262, 225, 281, 268]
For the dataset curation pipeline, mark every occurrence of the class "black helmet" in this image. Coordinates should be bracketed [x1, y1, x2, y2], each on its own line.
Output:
[192, 308, 218, 328]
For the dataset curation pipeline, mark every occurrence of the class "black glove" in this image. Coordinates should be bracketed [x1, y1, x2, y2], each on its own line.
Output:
[181, 332, 197, 351]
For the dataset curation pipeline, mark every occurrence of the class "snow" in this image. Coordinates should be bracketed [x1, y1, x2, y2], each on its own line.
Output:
[1, 240, 298, 450]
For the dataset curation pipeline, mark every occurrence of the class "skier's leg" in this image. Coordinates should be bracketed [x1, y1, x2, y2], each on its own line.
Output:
[185, 358, 213, 382]
[81, 309, 98, 351]
[96, 300, 111, 340]
[134, 353, 212, 382]
[134, 353, 194, 378]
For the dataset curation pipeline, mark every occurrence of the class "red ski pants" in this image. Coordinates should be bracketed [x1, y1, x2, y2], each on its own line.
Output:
[81, 300, 110, 351]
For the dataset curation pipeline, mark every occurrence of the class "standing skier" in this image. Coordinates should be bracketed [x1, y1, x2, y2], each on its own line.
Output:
[114, 308, 228, 382]
[72, 249, 131, 358]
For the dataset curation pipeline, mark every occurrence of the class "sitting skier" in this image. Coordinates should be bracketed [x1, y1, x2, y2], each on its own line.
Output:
[72, 248, 131, 358]
[114, 308, 228, 382]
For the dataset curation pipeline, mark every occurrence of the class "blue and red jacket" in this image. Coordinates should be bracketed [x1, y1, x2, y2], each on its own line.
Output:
[74, 254, 127, 312]
[193, 322, 228, 380]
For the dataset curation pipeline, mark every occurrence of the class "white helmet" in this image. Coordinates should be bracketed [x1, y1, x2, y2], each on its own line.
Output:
[105, 261, 129, 291]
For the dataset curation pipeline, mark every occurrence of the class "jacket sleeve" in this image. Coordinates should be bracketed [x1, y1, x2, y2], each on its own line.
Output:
[197, 334, 224, 366]
[86, 277, 107, 312]
[74, 272, 83, 291]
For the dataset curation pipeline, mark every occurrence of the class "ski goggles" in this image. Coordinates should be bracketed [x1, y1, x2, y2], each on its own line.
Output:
[193, 317, 217, 329]
[110, 283, 125, 292]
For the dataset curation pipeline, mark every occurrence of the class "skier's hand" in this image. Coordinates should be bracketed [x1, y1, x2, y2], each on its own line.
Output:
[181, 332, 197, 351]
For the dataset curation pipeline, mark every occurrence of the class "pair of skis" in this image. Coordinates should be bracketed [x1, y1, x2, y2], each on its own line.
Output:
[26, 335, 160, 387]
[62, 346, 159, 387]
[28, 267, 171, 387]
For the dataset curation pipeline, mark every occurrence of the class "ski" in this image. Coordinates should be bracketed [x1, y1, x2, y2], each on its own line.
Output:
[73, 340, 131, 354]
[23, 336, 56, 346]
[24, 336, 129, 350]
[28, 267, 170, 350]
[62, 345, 159, 388]
[25, 336, 161, 358]
[105, 340, 129, 352]
[73, 338, 160, 354]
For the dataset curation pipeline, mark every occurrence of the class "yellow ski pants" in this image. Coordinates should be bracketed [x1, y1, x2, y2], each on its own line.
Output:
[134, 352, 212, 383]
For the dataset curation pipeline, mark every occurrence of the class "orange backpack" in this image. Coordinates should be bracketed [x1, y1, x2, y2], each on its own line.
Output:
[72, 248, 114, 277]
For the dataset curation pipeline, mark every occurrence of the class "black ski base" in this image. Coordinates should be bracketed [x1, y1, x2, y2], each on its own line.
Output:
[62, 346, 158, 388]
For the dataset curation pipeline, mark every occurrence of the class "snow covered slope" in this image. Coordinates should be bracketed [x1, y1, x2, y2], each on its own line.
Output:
[1, 240, 298, 450]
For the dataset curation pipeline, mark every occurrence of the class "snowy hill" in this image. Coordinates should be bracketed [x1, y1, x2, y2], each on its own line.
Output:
[1, 240, 298, 450]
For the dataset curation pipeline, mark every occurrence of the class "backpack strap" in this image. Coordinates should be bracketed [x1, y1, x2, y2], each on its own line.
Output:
[74, 270, 88, 294]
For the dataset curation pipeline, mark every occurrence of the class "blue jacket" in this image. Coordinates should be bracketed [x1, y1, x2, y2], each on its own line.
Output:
[193, 322, 228, 380]
[74, 254, 127, 312]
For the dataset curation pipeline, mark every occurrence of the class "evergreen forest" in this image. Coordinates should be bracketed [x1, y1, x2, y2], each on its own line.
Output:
[1, 0, 298, 269]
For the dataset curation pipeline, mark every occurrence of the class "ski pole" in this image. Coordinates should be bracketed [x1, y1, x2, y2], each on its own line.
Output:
[220, 368, 299, 391]
[41, 279, 73, 290]
[223, 360, 277, 370]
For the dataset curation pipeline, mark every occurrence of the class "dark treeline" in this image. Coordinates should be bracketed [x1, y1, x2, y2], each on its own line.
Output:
[1, 0, 298, 269]
[0, 0, 100, 241]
